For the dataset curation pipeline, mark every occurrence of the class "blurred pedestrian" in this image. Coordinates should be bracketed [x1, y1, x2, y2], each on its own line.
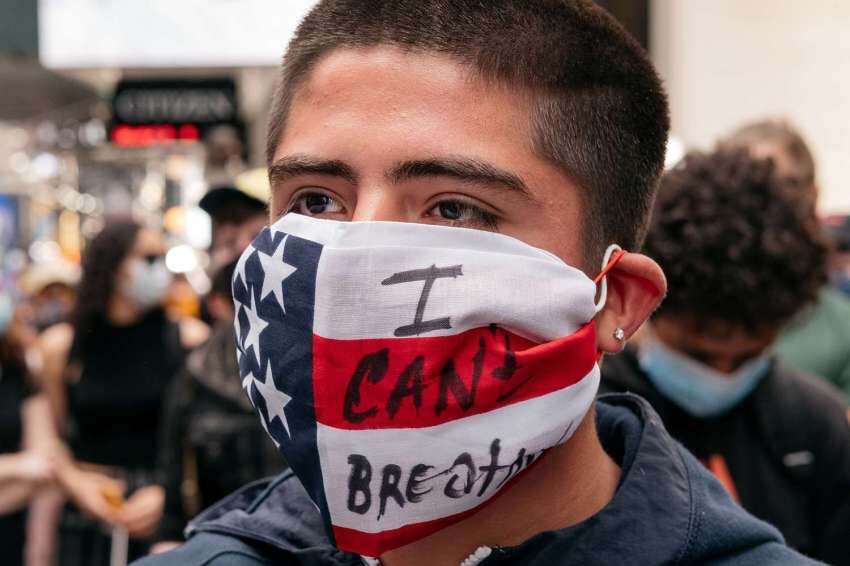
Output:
[38, 218, 207, 565]
[153, 259, 284, 552]
[199, 171, 267, 278]
[0, 290, 61, 566]
[151, 176, 275, 552]
[20, 260, 80, 334]
[601, 148, 850, 564]
[722, 119, 850, 397]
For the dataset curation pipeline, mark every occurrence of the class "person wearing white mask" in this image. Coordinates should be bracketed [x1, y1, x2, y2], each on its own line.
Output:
[37, 218, 207, 566]
[601, 148, 850, 564]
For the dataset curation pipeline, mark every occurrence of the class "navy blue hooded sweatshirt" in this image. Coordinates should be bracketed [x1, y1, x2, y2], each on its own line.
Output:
[135, 394, 819, 565]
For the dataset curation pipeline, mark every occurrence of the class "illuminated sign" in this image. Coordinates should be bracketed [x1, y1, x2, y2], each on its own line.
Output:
[111, 124, 200, 147]
[109, 79, 241, 148]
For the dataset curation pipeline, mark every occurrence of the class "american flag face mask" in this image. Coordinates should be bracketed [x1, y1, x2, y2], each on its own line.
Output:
[233, 213, 623, 557]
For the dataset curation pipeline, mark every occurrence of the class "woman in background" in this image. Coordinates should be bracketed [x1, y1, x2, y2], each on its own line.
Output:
[39, 218, 207, 565]
[0, 289, 58, 566]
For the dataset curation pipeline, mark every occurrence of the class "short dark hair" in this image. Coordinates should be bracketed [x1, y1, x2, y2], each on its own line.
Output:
[646, 149, 827, 334]
[267, 0, 670, 260]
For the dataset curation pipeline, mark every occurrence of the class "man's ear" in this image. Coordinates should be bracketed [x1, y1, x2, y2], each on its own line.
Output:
[596, 253, 666, 354]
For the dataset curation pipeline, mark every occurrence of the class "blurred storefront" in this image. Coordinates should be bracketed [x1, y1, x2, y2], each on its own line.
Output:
[0, 0, 319, 293]
[4, 0, 845, 284]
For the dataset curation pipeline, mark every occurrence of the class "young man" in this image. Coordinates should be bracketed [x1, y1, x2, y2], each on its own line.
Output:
[138, 2, 814, 564]
[601, 148, 850, 564]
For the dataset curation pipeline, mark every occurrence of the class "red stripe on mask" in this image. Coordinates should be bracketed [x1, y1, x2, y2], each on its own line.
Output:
[312, 322, 597, 430]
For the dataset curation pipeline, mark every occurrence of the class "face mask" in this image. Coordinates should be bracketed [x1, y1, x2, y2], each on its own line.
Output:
[126, 258, 171, 309]
[34, 300, 70, 331]
[232, 213, 622, 557]
[638, 328, 771, 418]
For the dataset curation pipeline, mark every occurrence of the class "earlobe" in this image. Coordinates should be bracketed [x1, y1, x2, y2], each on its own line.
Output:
[595, 253, 666, 354]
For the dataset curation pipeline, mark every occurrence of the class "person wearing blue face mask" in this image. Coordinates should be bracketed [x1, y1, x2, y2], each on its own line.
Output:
[601, 148, 850, 565]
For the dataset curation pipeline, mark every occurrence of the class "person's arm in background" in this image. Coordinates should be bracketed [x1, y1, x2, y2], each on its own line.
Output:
[0, 396, 55, 513]
[35, 324, 72, 434]
[0, 313, 61, 513]
[150, 370, 194, 554]
[19, 393, 67, 566]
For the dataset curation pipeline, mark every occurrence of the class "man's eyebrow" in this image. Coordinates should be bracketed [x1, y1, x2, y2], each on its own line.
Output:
[389, 158, 531, 196]
[268, 155, 358, 185]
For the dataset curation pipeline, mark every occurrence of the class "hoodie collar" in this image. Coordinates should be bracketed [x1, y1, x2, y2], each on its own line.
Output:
[186, 394, 692, 565]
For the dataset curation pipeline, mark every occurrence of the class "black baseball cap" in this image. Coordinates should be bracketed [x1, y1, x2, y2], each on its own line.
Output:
[199, 168, 270, 220]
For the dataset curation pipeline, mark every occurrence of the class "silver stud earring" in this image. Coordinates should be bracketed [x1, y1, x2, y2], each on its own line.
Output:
[613, 328, 626, 342]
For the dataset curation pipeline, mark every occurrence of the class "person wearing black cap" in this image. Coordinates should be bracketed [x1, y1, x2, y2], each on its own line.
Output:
[199, 174, 268, 276]
[152, 175, 283, 552]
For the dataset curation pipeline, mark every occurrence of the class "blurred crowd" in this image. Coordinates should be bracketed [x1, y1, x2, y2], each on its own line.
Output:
[0, 117, 849, 566]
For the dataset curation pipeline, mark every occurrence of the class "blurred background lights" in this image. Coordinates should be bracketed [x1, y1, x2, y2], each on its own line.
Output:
[664, 135, 686, 170]
[165, 244, 199, 274]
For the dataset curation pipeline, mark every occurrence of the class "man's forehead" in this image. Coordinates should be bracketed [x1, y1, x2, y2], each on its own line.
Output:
[291, 46, 523, 116]
[275, 46, 540, 180]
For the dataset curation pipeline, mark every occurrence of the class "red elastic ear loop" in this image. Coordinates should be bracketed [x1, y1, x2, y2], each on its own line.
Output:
[593, 249, 627, 361]
[593, 249, 627, 284]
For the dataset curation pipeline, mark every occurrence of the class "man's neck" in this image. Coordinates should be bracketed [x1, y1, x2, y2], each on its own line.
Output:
[381, 409, 620, 566]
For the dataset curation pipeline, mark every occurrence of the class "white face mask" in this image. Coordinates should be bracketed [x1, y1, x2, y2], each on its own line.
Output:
[125, 258, 171, 309]
[232, 213, 623, 557]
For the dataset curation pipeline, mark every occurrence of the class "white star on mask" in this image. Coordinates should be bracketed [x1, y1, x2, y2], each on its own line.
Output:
[247, 363, 292, 440]
[234, 245, 256, 296]
[242, 290, 268, 361]
[242, 369, 281, 448]
[258, 235, 297, 312]
[234, 305, 243, 352]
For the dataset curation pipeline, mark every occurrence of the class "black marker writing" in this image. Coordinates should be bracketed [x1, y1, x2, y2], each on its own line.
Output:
[344, 349, 388, 423]
[382, 264, 463, 337]
[347, 454, 372, 514]
[344, 437, 546, 520]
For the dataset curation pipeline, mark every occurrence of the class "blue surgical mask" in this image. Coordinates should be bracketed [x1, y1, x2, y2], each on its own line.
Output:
[638, 329, 771, 418]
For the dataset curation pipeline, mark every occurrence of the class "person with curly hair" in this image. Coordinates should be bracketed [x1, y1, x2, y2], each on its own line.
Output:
[722, 119, 850, 398]
[601, 148, 850, 564]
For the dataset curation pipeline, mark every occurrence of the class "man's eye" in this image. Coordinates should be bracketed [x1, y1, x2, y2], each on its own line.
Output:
[428, 200, 499, 230]
[288, 192, 344, 216]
